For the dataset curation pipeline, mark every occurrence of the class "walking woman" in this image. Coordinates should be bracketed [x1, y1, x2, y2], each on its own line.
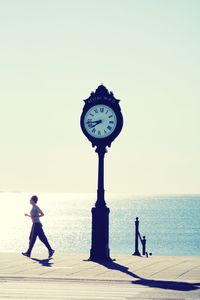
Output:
[22, 195, 55, 258]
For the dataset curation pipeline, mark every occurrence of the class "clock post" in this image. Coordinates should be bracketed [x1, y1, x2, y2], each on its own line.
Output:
[90, 145, 110, 261]
[80, 85, 123, 261]
[96, 145, 106, 207]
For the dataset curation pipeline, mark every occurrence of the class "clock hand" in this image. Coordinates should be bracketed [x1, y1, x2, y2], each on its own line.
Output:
[86, 120, 101, 124]
[90, 120, 102, 128]
[87, 120, 102, 127]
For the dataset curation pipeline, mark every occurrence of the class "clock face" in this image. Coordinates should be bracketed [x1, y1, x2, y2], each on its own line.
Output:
[84, 104, 117, 138]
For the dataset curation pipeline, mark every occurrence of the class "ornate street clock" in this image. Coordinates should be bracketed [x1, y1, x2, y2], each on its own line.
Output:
[80, 84, 123, 261]
[80, 85, 123, 147]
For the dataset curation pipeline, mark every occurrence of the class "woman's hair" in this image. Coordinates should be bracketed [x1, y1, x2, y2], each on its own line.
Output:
[31, 195, 38, 203]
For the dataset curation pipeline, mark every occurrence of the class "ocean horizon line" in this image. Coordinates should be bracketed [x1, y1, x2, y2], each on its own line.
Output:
[0, 191, 200, 196]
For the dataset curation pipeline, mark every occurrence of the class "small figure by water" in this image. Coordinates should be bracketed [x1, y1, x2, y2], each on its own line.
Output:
[22, 195, 55, 258]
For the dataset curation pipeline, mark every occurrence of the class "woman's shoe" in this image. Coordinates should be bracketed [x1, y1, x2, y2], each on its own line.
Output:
[48, 249, 55, 258]
[22, 252, 30, 258]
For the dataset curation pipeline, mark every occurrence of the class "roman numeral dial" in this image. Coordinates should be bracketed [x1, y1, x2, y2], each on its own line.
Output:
[84, 104, 117, 138]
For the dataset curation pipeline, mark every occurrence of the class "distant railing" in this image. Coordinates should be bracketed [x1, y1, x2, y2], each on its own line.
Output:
[132, 217, 150, 257]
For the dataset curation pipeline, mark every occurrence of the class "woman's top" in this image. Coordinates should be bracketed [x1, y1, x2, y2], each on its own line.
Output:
[30, 205, 42, 223]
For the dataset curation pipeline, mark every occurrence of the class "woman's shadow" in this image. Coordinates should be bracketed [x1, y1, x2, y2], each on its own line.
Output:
[31, 257, 53, 267]
[96, 259, 200, 292]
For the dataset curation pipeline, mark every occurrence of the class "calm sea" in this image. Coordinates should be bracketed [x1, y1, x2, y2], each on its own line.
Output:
[1, 193, 199, 256]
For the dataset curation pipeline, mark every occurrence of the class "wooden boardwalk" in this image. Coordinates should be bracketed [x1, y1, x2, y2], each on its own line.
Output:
[0, 253, 199, 299]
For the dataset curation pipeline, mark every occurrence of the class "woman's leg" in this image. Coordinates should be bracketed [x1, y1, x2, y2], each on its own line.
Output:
[37, 223, 52, 251]
[26, 223, 39, 255]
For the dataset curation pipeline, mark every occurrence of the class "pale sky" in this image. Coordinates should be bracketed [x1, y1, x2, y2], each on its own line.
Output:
[0, 0, 199, 194]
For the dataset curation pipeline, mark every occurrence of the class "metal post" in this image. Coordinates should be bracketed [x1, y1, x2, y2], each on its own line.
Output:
[89, 146, 111, 261]
[142, 236, 146, 256]
[132, 217, 141, 256]
[96, 146, 106, 207]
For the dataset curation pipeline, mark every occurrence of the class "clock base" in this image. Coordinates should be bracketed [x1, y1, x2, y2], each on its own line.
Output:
[89, 205, 112, 262]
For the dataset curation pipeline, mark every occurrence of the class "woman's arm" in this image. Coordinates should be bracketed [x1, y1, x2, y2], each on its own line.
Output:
[24, 213, 31, 217]
[37, 207, 44, 217]
[24, 207, 44, 220]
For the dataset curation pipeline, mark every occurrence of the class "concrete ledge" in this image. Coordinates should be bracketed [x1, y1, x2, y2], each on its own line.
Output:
[0, 253, 199, 282]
